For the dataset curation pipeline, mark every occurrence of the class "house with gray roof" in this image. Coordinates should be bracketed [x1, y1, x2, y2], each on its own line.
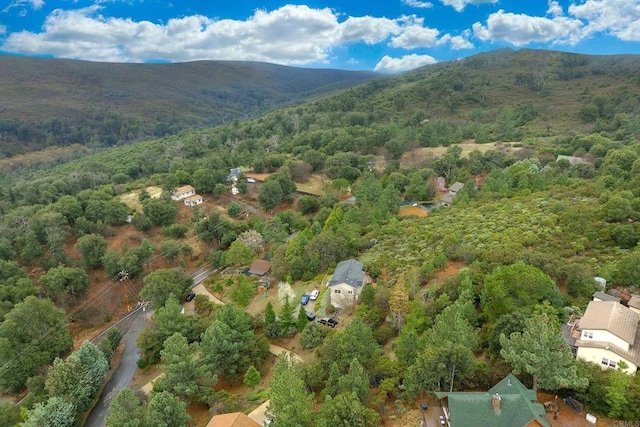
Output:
[328, 259, 366, 308]
[573, 300, 640, 374]
[435, 374, 549, 427]
[592, 291, 621, 303]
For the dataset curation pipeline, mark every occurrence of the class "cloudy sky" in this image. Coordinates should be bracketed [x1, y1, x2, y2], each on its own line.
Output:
[0, 0, 639, 72]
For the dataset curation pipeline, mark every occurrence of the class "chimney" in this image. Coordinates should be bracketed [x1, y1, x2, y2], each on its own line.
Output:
[492, 393, 501, 414]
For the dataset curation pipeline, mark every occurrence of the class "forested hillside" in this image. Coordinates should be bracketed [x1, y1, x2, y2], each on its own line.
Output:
[0, 55, 378, 155]
[1, 48, 640, 426]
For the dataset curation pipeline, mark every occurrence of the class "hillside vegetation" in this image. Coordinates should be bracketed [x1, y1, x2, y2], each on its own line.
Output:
[0, 56, 377, 155]
[1, 48, 640, 425]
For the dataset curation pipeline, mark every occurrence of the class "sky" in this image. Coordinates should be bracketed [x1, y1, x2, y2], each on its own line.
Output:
[0, 0, 639, 73]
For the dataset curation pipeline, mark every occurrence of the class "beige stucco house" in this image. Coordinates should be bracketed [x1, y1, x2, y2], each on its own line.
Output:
[572, 300, 640, 374]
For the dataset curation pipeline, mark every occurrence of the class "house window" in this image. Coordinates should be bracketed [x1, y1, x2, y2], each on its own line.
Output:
[347, 290, 353, 294]
[601, 358, 617, 368]
[582, 331, 593, 339]
[334, 289, 341, 294]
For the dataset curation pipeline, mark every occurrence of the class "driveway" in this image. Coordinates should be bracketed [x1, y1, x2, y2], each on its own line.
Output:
[85, 309, 145, 427]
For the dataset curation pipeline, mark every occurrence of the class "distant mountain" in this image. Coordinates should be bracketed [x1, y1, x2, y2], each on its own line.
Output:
[0, 56, 378, 155]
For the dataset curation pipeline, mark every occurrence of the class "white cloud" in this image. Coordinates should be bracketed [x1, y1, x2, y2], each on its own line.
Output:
[440, 31, 474, 49]
[1, 5, 422, 66]
[340, 16, 401, 44]
[374, 53, 437, 73]
[569, 0, 640, 41]
[472, 6, 584, 46]
[389, 17, 440, 49]
[402, 0, 434, 8]
[3, 0, 45, 13]
[441, 0, 498, 13]
[0, 25, 6, 35]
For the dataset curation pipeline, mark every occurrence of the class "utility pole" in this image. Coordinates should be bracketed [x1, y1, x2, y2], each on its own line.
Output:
[119, 271, 131, 312]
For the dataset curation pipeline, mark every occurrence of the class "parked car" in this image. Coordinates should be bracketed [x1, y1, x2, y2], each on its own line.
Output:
[309, 289, 320, 300]
[185, 292, 196, 302]
[317, 317, 338, 328]
[305, 311, 316, 321]
[300, 294, 310, 305]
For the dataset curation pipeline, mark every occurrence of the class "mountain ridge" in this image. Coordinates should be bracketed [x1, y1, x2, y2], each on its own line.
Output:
[0, 55, 379, 155]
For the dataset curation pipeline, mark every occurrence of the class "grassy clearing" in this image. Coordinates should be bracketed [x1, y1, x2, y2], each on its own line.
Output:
[295, 175, 326, 196]
[119, 186, 162, 211]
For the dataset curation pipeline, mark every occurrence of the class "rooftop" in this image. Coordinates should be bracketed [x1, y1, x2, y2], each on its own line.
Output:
[174, 184, 195, 194]
[435, 374, 548, 427]
[329, 259, 365, 288]
[206, 412, 260, 427]
[248, 259, 271, 276]
[580, 301, 639, 345]
[592, 291, 621, 303]
[628, 295, 640, 310]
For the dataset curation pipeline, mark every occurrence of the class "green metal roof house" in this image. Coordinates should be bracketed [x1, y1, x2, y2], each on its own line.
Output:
[434, 374, 549, 427]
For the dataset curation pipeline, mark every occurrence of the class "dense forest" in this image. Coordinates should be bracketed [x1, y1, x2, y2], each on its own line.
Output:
[1, 48, 640, 426]
[0, 55, 378, 156]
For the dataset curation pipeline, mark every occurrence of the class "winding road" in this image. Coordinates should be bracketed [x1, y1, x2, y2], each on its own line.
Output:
[84, 267, 215, 427]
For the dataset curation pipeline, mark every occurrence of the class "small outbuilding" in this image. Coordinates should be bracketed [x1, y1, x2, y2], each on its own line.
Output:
[248, 260, 271, 276]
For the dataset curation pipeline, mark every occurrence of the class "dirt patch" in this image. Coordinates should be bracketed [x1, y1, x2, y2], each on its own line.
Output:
[538, 392, 610, 427]
[400, 141, 515, 168]
[398, 206, 428, 217]
[119, 186, 163, 211]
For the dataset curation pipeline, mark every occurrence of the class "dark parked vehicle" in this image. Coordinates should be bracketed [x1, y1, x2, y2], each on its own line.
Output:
[185, 292, 196, 302]
[300, 294, 310, 305]
[305, 311, 316, 321]
[317, 317, 338, 328]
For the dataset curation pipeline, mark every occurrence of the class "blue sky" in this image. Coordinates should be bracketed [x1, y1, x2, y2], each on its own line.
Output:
[1, 0, 639, 72]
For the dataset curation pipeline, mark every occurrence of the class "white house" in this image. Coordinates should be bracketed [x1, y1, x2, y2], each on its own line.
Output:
[171, 185, 196, 201]
[328, 259, 366, 309]
[573, 300, 640, 374]
[184, 194, 203, 207]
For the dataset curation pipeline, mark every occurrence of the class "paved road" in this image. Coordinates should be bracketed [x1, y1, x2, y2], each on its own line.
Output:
[84, 267, 215, 427]
[85, 308, 145, 427]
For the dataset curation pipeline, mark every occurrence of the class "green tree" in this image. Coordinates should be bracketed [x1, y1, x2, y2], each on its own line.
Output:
[500, 313, 587, 392]
[264, 302, 279, 338]
[142, 198, 178, 227]
[296, 307, 308, 332]
[225, 241, 253, 266]
[258, 178, 284, 210]
[243, 365, 261, 389]
[606, 366, 631, 419]
[297, 195, 320, 214]
[278, 295, 297, 337]
[201, 304, 268, 383]
[227, 202, 242, 217]
[0, 296, 73, 392]
[337, 358, 370, 403]
[317, 392, 379, 427]
[0, 401, 21, 427]
[39, 266, 89, 305]
[481, 262, 563, 322]
[140, 268, 193, 309]
[23, 396, 75, 427]
[146, 391, 191, 427]
[267, 352, 315, 427]
[45, 341, 108, 414]
[154, 333, 215, 404]
[74, 234, 107, 269]
[106, 388, 146, 427]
